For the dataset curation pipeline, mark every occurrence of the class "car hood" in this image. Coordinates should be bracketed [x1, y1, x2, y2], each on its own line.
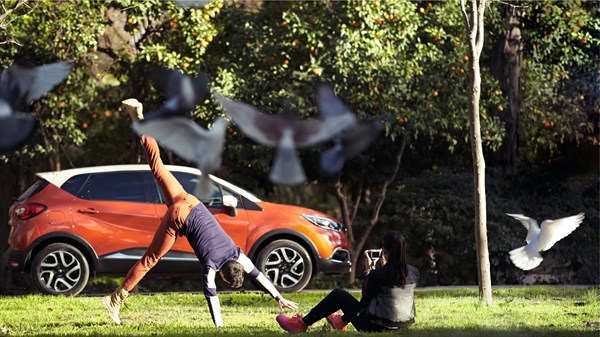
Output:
[256, 201, 340, 222]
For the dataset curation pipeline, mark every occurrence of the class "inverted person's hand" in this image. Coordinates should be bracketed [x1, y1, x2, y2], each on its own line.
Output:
[278, 298, 299, 310]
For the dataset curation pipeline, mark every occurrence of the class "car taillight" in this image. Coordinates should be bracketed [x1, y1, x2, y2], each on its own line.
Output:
[14, 203, 47, 220]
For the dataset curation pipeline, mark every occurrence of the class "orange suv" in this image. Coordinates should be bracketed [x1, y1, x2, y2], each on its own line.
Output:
[7, 164, 351, 295]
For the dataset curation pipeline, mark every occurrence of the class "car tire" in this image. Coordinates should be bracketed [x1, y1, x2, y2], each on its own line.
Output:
[30, 243, 90, 296]
[255, 239, 312, 293]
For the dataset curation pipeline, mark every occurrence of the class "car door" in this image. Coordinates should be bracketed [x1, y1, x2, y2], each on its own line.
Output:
[69, 171, 161, 273]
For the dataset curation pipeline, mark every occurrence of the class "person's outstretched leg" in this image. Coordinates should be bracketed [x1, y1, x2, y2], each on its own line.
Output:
[303, 288, 358, 325]
[276, 288, 357, 333]
[102, 210, 181, 324]
[140, 135, 189, 206]
[124, 98, 188, 206]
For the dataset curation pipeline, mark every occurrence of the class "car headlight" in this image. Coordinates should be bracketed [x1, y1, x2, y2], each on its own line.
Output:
[302, 214, 345, 232]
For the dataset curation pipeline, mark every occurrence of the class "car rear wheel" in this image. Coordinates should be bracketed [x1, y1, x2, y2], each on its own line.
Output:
[255, 239, 312, 292]
[30, 243, 90, 296]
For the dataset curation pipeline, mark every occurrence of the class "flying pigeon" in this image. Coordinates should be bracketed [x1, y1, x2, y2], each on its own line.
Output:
[316, 83, 383, 175]
[143, 67, 210, 122]
[319, 120, 384, 176]
[0, 60, 72, 154]
[212, 91, 355, 185]
[507, 212, 585, 271]
[133, 116, 227, 199]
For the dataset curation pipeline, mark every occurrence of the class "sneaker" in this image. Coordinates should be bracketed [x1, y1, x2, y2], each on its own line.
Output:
[276, 314, 307, 333]
[326, 313, 348, 331]
[101, 295, 121, 325]
[101, 286, 129, 325]
[121, 98, 144, 121]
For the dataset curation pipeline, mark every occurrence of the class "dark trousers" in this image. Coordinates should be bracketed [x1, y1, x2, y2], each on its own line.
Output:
[302, 288, 386, 332]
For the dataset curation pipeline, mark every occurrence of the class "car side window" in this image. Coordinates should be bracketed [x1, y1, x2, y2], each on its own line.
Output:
[61, 174, 90, 197]
[171, 172, 226, 207]
[77, 172, 150, 203]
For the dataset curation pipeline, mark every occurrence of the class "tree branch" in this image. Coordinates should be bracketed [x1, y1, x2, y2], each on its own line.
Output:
[354, 134, 407, 253]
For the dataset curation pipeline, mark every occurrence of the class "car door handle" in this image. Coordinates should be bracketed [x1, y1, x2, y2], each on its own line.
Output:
[78, 208, 99, 214]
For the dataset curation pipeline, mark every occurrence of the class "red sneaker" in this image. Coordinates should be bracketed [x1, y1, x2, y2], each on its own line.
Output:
[276, 314, 308, 333]
[326, 313, 348, 331]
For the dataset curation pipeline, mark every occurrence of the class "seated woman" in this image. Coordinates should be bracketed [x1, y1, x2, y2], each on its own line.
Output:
[276, 230, 419, 333]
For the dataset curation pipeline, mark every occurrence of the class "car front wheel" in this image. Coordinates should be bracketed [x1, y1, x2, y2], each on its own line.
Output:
[255, 239, 312, 293]
[30, 243, 90, 296]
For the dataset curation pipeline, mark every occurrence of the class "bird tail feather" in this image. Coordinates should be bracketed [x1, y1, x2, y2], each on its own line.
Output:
[509, 246, 543, 271]
[194, 175, 213, 200]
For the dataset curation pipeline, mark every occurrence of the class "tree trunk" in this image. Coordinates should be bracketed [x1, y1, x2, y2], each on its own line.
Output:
[490, 6, 522, 174]
[461, 0, 493, 306]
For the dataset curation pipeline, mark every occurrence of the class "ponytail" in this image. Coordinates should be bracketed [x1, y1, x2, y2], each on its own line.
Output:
[381, 230, 408, 288]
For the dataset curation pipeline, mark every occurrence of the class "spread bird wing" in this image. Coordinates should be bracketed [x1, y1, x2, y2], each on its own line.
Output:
[315, 82, 357, 123]
[537, 213, 585, 252]
[507, 213, 540, 244]
[132, 117, 213, 164]
[1, 61, 71, 110]
[507, 213, 535, 230]
[319, 120, 383, 176]
[150, 67, 185, 99]
[213, 91, 283, 146]
[339, 119, 384, 158]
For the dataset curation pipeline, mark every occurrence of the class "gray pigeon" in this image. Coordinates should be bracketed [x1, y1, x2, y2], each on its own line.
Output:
[507, 212, 585, 270]
[0, 60, 71, 154]
[213, 91, 355, 185]
[133, 116, 227, 199]
[143, 67, 210, 122]
[316, 83, 383, 175]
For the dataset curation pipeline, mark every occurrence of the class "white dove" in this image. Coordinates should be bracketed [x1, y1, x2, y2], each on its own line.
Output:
[507, 212, 585, 271]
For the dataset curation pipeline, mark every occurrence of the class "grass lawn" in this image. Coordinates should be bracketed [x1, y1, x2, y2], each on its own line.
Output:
[0, 286, 597, 336]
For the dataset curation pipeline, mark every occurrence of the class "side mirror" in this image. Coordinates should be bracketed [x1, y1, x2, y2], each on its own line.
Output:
[223, 195, 238, 217]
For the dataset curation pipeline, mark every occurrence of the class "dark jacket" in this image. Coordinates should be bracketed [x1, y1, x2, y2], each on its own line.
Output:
[360, 264, 420, 329]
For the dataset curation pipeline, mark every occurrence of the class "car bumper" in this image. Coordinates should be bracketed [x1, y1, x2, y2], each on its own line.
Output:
[4, 249, 29, 271]
[315, 248, 352, 276]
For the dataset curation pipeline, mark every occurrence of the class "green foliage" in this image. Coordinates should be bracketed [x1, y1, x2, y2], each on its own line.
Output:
[515, 0, 598, 166]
